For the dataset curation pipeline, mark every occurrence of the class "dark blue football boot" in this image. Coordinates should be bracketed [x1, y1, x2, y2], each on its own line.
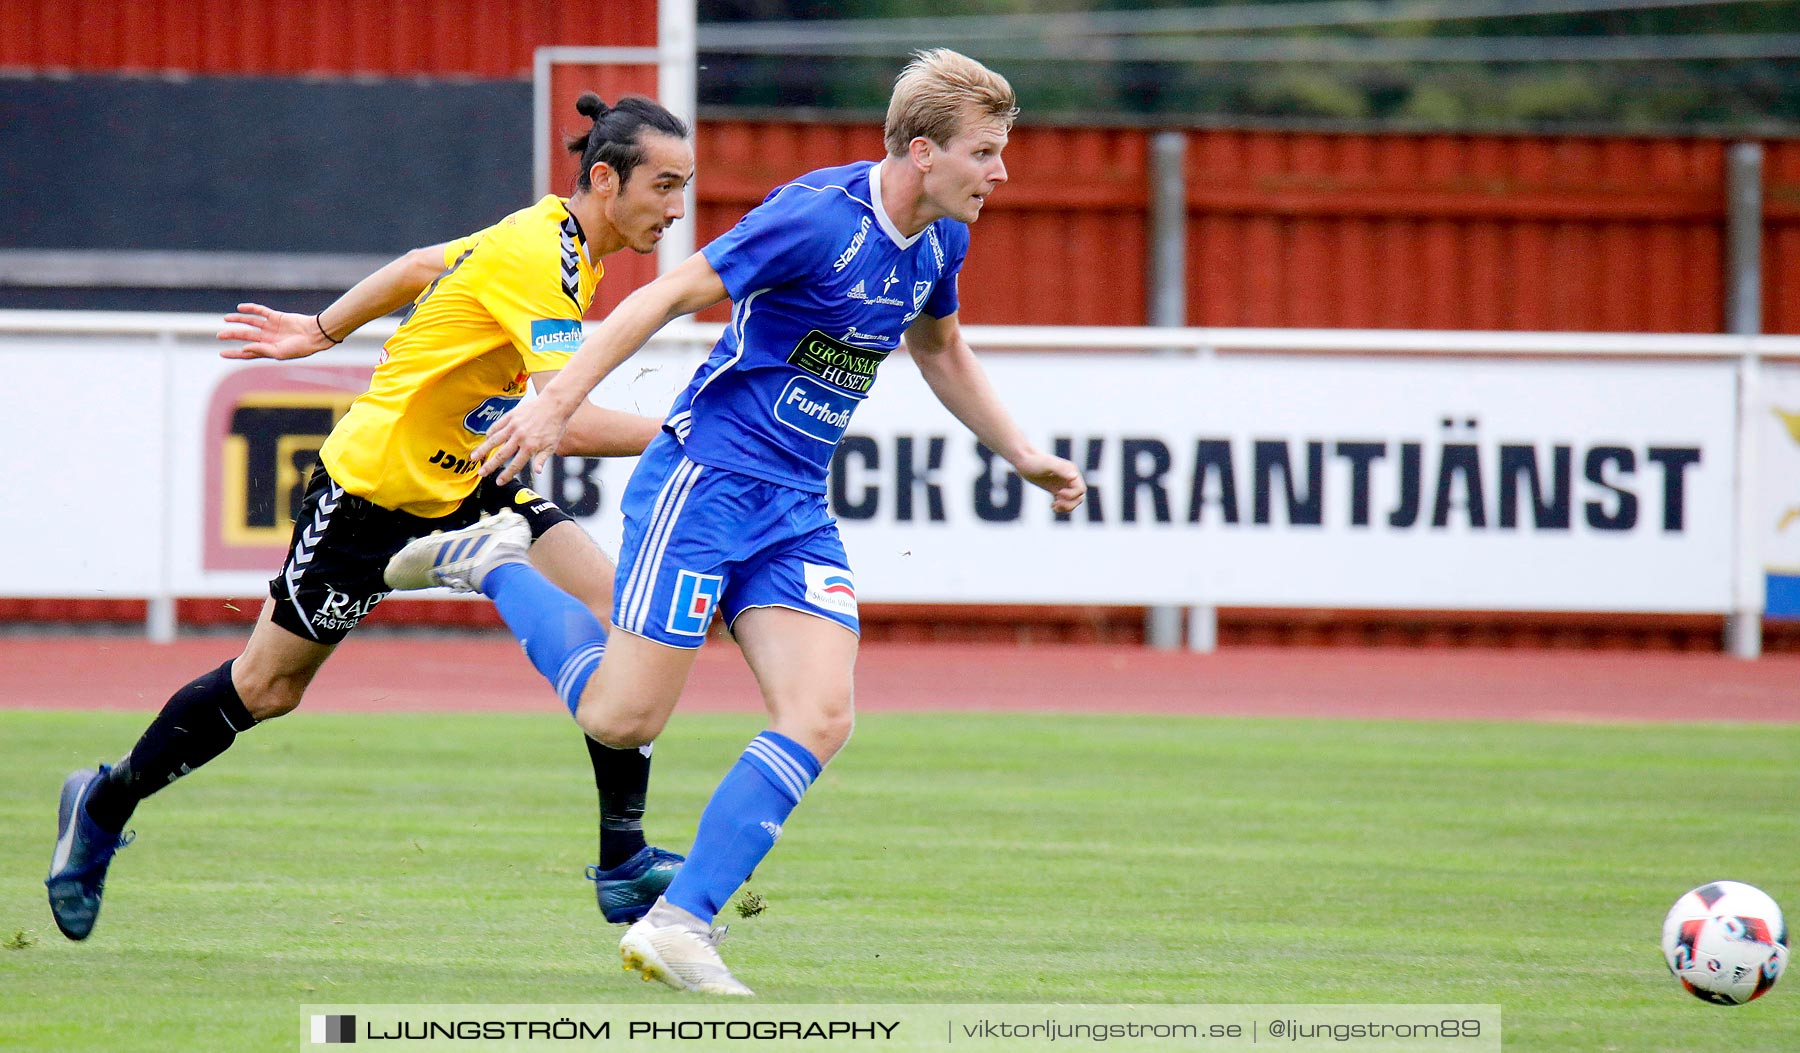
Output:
[46, 766, 132, 941]
[587, 846, 684, 924]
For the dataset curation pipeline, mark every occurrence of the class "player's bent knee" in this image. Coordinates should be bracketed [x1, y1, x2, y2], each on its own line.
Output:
[820, 713, 855, 758]
[237, 676, 306, 721]
[818, 705, 854, 749]
[778, 698, 854, 762]
[576, 705, 664, 749]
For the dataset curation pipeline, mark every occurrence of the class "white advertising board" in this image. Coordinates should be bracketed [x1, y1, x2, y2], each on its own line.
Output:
[9, 338, 171, 595]
[0, 335, 1736, 614]
[833, 354, 1735, 611]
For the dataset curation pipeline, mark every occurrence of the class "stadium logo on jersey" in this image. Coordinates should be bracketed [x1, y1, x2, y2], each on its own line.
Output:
[787, 329, 889, 394]
[529, 318, 584, 355]
[803, 563, 858, 616]
[774, 379, 858, 444]
[833, 216, 872, 272]
[666, 570, 724, 637]
[204, 366, 370, 571]
[464, 395, 523, 434]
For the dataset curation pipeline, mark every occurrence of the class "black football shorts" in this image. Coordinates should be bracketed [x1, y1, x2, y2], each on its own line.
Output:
[267, 464, 574, 644]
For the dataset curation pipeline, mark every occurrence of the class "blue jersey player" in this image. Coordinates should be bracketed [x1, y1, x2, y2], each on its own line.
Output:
[386, 49, 1086, 995]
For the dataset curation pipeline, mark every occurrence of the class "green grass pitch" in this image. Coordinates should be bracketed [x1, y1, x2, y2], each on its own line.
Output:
[2, 708, 1796, 1050]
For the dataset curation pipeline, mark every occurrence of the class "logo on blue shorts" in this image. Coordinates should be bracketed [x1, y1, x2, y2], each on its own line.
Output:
[667, 570, 725, 637]
[803, 563, 857, 617]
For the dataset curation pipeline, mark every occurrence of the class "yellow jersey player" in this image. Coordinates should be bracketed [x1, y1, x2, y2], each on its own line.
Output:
[47, 93, 694, 941]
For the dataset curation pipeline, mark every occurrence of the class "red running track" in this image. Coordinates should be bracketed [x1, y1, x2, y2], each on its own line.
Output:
[1, 636, 1796, 723]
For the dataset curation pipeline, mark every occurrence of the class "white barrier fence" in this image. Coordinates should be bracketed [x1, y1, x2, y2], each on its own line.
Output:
[5, 310, 1800, 656]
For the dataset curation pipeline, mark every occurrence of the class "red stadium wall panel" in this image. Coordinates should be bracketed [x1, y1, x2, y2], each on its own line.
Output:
[1763, 139, 1800, 335]
[694, 122, 1153, 327]
[1183, 130, 1730, 332]
[0, 0, 655, 77]
[689, 121, 889, 324]
[694, 121, 1781, 334]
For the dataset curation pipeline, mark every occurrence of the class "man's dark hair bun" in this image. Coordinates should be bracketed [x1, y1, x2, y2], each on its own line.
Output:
[575, 92, 608, 120]
[562, 92, 689, 193]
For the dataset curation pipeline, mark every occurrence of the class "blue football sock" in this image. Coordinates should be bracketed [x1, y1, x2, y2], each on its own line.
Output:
[664, 731, 821, 923]
[481, 561, 606, 716]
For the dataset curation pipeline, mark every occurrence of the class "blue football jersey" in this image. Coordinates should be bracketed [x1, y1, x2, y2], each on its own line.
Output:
[668, 160, 970, 492]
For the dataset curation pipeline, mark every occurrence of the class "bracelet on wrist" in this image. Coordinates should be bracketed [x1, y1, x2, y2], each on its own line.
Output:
[315, 314, 343, 345]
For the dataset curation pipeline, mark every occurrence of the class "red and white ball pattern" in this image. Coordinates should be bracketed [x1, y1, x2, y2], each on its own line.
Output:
[1662, 881, 1788, 1005]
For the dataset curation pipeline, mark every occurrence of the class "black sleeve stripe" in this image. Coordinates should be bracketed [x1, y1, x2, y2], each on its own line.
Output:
[558, 215, 583, 311]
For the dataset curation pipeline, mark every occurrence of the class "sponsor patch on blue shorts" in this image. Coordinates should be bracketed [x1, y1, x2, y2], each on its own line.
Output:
[612, 433, 859, 647]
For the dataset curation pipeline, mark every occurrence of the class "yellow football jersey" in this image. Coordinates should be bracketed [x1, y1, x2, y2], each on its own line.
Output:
[320, 196, 601, 516]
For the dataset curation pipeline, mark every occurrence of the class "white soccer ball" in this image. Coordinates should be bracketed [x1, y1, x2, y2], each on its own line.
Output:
[1662, 881, 1789, 1005]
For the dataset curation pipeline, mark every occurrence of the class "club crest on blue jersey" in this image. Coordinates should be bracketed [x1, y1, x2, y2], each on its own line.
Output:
[463, 395, 522, 434]
[803, 563, 857, 616]
[667, 570, 725, 637]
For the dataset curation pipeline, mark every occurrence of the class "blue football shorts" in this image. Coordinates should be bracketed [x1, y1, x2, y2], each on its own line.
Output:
[611, 432, 860, 647]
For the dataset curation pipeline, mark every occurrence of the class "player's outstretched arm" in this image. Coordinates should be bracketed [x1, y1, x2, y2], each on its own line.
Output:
[216, 243, 450, 360]
[904, 311, 1087, 514]
[540, 371, 665, 457]
[476, 252, 728, 484]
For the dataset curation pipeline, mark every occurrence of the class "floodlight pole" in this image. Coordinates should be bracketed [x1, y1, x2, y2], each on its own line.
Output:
[658, 0, 698, 273]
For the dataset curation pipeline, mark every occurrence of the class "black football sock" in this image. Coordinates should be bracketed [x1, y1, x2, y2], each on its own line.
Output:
[84, 660, 258, 833]
[587, 735, 652, 869]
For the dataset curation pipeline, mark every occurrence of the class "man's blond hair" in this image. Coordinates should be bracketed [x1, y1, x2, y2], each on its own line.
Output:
[883, 49, 1018, 158]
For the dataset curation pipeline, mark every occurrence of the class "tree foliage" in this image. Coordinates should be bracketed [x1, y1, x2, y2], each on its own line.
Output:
[696, 0, 1800, 131]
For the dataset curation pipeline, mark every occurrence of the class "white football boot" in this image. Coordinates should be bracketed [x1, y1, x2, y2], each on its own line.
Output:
[384, 510, 530, 592]
[619, 898, 754, 996]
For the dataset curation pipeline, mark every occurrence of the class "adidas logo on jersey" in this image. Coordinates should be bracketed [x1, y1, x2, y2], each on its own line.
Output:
[844, 277, 904, 307]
